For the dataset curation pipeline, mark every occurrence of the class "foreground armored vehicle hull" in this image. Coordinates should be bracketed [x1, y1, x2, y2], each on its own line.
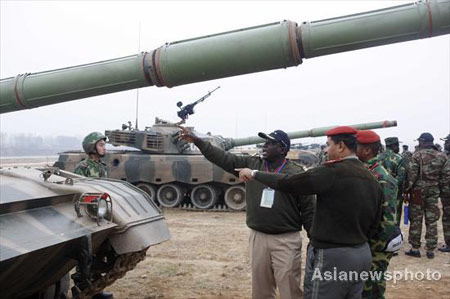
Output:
[0, 167, 170, 298]
[55, 120, 397, 211]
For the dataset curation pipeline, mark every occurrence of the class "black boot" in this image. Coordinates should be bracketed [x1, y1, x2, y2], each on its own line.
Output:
[438, 245, 450, 252]
[405, 249, 421, 258]
[92, 291, 113, 299]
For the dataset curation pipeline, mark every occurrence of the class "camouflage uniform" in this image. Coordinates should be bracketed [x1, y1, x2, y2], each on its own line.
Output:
[407, 146, 448, 251]
[440, 151, 450, 249]
[377, 149, 406, 225]
[362, 157, 398, 299]
[317, 150, 328, 165]
[401, 150, 413, 168]
[74, 158, 108, 178]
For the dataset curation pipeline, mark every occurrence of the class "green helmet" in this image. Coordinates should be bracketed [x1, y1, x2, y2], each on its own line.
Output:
[82, 132, 107, 154]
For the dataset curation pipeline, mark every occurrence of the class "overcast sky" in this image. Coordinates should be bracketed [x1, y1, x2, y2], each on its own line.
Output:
[1, 0, 449, 149]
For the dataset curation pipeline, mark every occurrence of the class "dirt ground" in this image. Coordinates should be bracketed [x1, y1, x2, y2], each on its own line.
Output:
[107, 209, 450, 299]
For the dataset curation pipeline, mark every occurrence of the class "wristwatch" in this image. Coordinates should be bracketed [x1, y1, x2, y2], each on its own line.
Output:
[251, 170, 258, 177]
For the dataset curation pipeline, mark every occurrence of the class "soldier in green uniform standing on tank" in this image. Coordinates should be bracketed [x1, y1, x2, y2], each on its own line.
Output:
[75, 132, 108, 178]
[377, 137, 406, 226]
[73, 131, 112, 299]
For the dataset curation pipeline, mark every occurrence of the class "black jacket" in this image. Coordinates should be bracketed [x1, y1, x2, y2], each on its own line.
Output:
[255, 158, 382, 248]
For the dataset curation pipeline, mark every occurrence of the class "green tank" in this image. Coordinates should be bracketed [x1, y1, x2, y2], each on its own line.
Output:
[55, 117, 397, 211]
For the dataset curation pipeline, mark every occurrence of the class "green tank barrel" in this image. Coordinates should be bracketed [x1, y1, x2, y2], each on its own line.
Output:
[1, 0, 449, 114]
[229, 120, 398, 148]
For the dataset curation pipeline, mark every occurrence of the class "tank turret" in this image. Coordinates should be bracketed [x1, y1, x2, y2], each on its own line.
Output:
[105, 119, 397, 154]
[1, 0, 449, 113]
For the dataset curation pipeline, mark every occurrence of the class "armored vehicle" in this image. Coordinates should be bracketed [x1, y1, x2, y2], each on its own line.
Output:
[55, 119, 398, 211]
[0, 0, 449, 296]
[0, 166, 170, 299]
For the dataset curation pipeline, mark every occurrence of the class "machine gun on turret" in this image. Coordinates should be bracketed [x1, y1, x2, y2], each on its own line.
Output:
[176, 86, 220, 124]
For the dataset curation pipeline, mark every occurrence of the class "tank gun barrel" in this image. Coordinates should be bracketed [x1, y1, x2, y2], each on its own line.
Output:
[1, 0, 449, 114]
[229, 120, 397, 148]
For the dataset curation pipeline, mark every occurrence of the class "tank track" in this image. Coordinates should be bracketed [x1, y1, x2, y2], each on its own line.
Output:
[72, 248, 147, 298]
[165, 203, 244, 212]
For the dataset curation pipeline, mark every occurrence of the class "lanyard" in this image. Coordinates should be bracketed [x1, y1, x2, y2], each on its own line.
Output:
[369, 162, 378, 171]
[264, 159, 287, 174]
[367, 162, 380, 178]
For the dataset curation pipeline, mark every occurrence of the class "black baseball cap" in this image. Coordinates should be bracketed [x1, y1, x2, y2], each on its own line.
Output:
[417, 132, 434, 142]
[258, 130, 290, 151]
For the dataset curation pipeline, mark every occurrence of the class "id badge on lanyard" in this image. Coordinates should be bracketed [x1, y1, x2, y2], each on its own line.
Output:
[260, 188, 275, 208]
[259, 159, 287, 209]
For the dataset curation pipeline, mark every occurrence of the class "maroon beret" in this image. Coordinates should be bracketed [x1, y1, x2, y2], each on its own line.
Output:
[356, 130, 380, 144]
[326, 126, 357, 137]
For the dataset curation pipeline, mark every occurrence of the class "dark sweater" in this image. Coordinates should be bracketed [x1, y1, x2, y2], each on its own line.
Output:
[255, 158, 382, 248]
[195, 139, 315, 234]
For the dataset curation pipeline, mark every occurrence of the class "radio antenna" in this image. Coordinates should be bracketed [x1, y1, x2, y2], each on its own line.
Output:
[135, 22, 142, 130]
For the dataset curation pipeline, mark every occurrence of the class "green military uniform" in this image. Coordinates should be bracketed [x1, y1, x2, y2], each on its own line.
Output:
[362, 157, 398, 299]
[407, 145, 448, 251]
[440, 146, 450, 250]
[74, 158, 108, 178]
[401, 150, 413, 166]
[317, 148, 328, 165]
[377, 142, 406, 226]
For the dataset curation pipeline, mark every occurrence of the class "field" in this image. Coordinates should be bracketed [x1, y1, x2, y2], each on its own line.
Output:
[107, 209, 450, 299]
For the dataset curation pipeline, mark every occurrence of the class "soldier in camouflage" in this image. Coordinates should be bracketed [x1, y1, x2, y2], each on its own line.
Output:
[75, 132, 108, 178]
[443, 135, 450, 156]
[377, 137, 406, 226]
[317, 144, 328, 165]
[356, 130, 398, 299]
[401, 145, 413, 166]
[401, 145, 413, 217]
[73, 132, 112, 299]
[439, 134, 450, 253]
[405, 133, 448, 259]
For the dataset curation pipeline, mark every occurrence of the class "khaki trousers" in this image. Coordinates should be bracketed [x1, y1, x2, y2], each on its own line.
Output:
[249, 229, 303, 299]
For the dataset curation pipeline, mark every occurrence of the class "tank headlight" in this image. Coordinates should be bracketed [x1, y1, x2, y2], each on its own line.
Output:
[97, 199, 108, 218]
[74, 192, 113, 225]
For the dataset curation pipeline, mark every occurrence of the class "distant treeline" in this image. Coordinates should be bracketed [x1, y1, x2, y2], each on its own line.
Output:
[0, 133, 82, 157]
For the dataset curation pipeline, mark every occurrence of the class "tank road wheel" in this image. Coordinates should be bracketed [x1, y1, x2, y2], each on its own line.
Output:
[157, 184, 185, 208]
[224, 186, 246, 210]
[190, 184, 219, 209]
[136, 183, 157, 201]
